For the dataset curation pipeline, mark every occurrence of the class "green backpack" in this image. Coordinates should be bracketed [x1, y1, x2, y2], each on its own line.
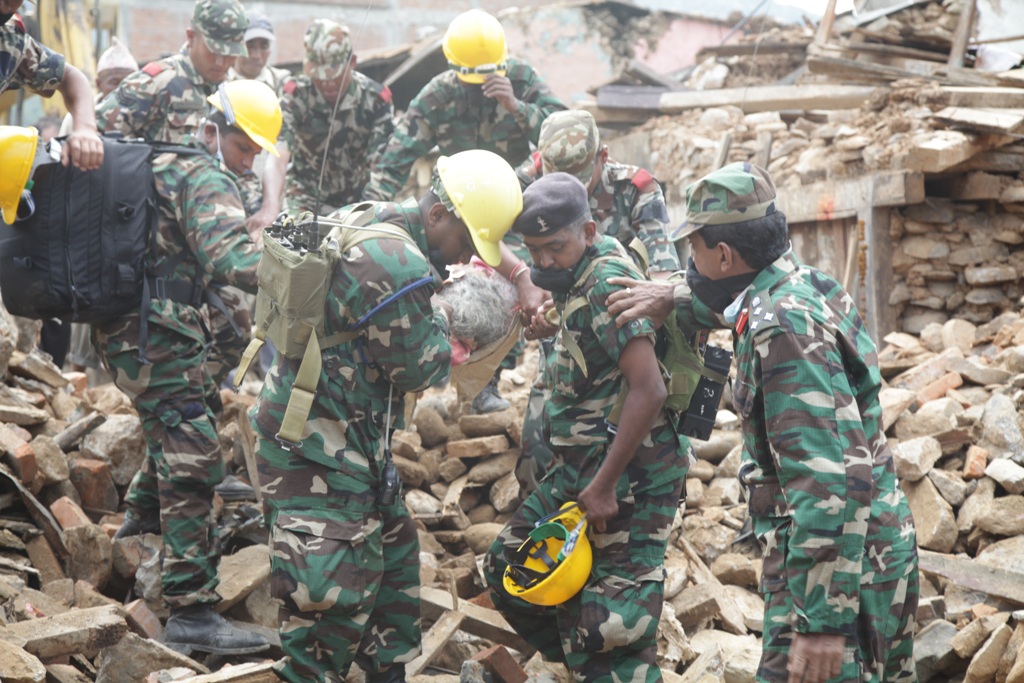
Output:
[233, 203, 426, 444]
[558, 238, 729, 438]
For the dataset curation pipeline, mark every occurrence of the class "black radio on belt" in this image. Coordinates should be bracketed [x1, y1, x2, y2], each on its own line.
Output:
[679, 345, 733, 442]
[377, 451, 400, 506]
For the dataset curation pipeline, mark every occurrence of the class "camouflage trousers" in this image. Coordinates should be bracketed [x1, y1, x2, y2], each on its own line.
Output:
[754, 515, 920, 683]
[93, 305, 223, 607]
[483, 451, 683, 683]
[254, 438, 421, 683]
[203, 285, 252, 390]
[514, 339, 555, 497]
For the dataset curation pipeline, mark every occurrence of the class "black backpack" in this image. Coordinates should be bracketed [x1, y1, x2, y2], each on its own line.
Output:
[0, 134, 196, 324]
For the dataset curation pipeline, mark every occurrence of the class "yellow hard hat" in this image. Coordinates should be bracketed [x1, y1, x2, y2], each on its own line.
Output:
[434, 150, 522, 267]
[502, 502, 591, 606]
[0, 126, 40, 226]
[207, 80, 283, 157]
[442, 9, 508, 84]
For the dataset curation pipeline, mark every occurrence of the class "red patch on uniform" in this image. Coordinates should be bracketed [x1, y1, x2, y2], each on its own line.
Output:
[380, 85, 392, 103]
[532, 150, 542, 173]
[735, 308, 750, 335]
[11, 14, 26, 32]
[631, 168, 654, 191]
[283, 80, 297, 95]
[142, 62, 166, 77]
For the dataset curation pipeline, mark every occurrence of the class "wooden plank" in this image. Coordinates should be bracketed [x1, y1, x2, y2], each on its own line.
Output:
[420, 586, 534, 655]
[929, 107, 1024, 135]
[713, 131, 733, 170]
[406, 610, 466, 676]
[173, 662, 280, 683]
[864, 207, 897, 343]
[943, 146, 1024, 173]
[948, 0, 977, 69]
[944, 87, 1024, 109]
[696, 40, 811, 61]
[596, 85, 668, 110]
[840, 39, 950, 63]
[776, 171, 925, 226]
[918, 549, 1024, 605]
[807, 53, 1015, 87]
[814, 0, 839, 48]
[0, 465, 67, 560]
[907, 130, 1015, 173]
[624, 59, 683, 90]
[652, 84, 876, 114]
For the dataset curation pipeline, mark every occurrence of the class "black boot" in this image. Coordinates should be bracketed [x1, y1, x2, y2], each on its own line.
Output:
[163, 603, 270, 655]
[214, 474, 257, 502]
[367, 664, 406, 683]
[471, 376, 510, 414]
[113, 510, 160, 540]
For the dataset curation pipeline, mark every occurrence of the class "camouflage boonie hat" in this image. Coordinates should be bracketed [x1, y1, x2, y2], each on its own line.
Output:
[193, 0, 248, 57]
[304, 19, 353, 80]
[538, 110, 599, 185]
[671, 162, 778, 241]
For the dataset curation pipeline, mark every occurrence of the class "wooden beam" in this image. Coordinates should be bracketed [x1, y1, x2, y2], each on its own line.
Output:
[807, 52, 1015, 87]
[907, 130, 1015, 173]
[624, 60, 683, 90]
[948, 0, 977, 69]
[943, 87, 1024, 109]
[713, 131, 733, 170]
[776, 171, 925, 225]
[407, 610, 466, 676]
[919, 549, 1024, 605]
[929, 107, 1024, 135]
[595, 84, 876, 116]
[696, 40, 811, 61]
[420, 586, 534, 655]
[814, 0, 839, 48]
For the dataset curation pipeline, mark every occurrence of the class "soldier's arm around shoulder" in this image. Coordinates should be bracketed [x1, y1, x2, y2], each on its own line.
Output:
[354, 239, 451, 393]
[96, 63, 166, 137]
[177, 157, 261, 292]
[364, 96, 435, 201]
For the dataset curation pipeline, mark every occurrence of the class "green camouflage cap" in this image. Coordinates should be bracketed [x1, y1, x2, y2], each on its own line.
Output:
[193, 0, 248, 57]
[538, 110, 599, 185]
[304, 19, 353, 80]
[671, 162, 778, 241]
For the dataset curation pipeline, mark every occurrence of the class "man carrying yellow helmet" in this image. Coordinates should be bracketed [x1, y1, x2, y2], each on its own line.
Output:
[92, 79, 281, 658]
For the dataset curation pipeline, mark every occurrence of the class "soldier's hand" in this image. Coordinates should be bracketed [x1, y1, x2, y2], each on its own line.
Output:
[787, 633, 845, 683]
[245, 205, 279, 240]
[64, 129, 104, 171]
[481, 74, 518, 113]
[607, 277, 675, 329]
[577, 481, 617, 533]
[524, 301, 557, 340]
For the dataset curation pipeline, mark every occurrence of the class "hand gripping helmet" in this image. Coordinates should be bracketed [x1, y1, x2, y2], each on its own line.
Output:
[434, 149, 523, 267]
[502, 502, 592, 606]
[206, 80, 283, 156]
[0, 126, 40, 225]
[442, 9, 508, 84]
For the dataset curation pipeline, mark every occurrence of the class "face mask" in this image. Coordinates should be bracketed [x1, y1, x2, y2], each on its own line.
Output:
[530, 246, 595, 296]
[428, 248, 448, 277]
[685, 257, 758, 314]
[0, 13, 14, 25]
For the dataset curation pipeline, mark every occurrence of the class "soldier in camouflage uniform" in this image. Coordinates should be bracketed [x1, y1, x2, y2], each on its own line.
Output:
[483, 173, 689, 683]
[228, 11, 289, 95]
[362, 10, 565, 203]
[251, 150, 524, 683]
[514, 109, 680, 493]
[246, 19, 394, 230]
[96, 0, 256, 406]
[1, 3, 103, 170]
[93, 81, 282, 655]
[607, 163, 919, 683]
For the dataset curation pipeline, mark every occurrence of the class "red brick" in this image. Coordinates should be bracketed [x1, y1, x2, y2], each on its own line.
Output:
[69, 459, 119, 514]
[467, 591, 496, 610]
[24, 536, 66, 586]
[124, 599, 163, 640]
[2, 441, 38, 484]
[471, 645, 527, 683]
[964, 445, 989, 480]
[63, 371, 89, 397]
[50, 496, 92, 530]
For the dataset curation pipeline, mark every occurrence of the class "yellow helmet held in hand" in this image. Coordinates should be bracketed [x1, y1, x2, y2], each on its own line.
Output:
[0, 126, 40, 225]
[434, 149, 523, 268]
[206, 80, 283, 157]
[502, 502, 592, 606]
[442, 9, 508, 84]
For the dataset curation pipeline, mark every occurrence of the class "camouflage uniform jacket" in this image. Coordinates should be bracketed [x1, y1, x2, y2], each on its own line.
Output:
[96, 52, 214, 143]
[674, 250, 916, 637]
[548, 235, 682, 494]
[0, 15, 65, 95]
[251, 197, 451, 473]
[279, 72, 395, 209]
[229, 63, 291, 95]
[518, 156, 678, 273]
[363, 58, 566, 200]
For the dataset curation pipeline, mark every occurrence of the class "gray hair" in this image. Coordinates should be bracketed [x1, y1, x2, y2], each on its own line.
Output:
[436, 269, 518, 348]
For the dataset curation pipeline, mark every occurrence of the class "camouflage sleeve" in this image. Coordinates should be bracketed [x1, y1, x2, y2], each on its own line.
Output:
[366, 86, 396, 169]
[179, 163, 261, 292]
[14, 32, 65, 95]
[278, 79, 299, 149]
[96, 70, 163, 137]
[754, 325, 870, 635]
[631, 185, 680, 273]
[347, 241, 452, 392]
[672, 280, 729, 331]
[589, 261, 657, 363]
[508, 62, 566, 145]
[363, 103, 434, 201]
